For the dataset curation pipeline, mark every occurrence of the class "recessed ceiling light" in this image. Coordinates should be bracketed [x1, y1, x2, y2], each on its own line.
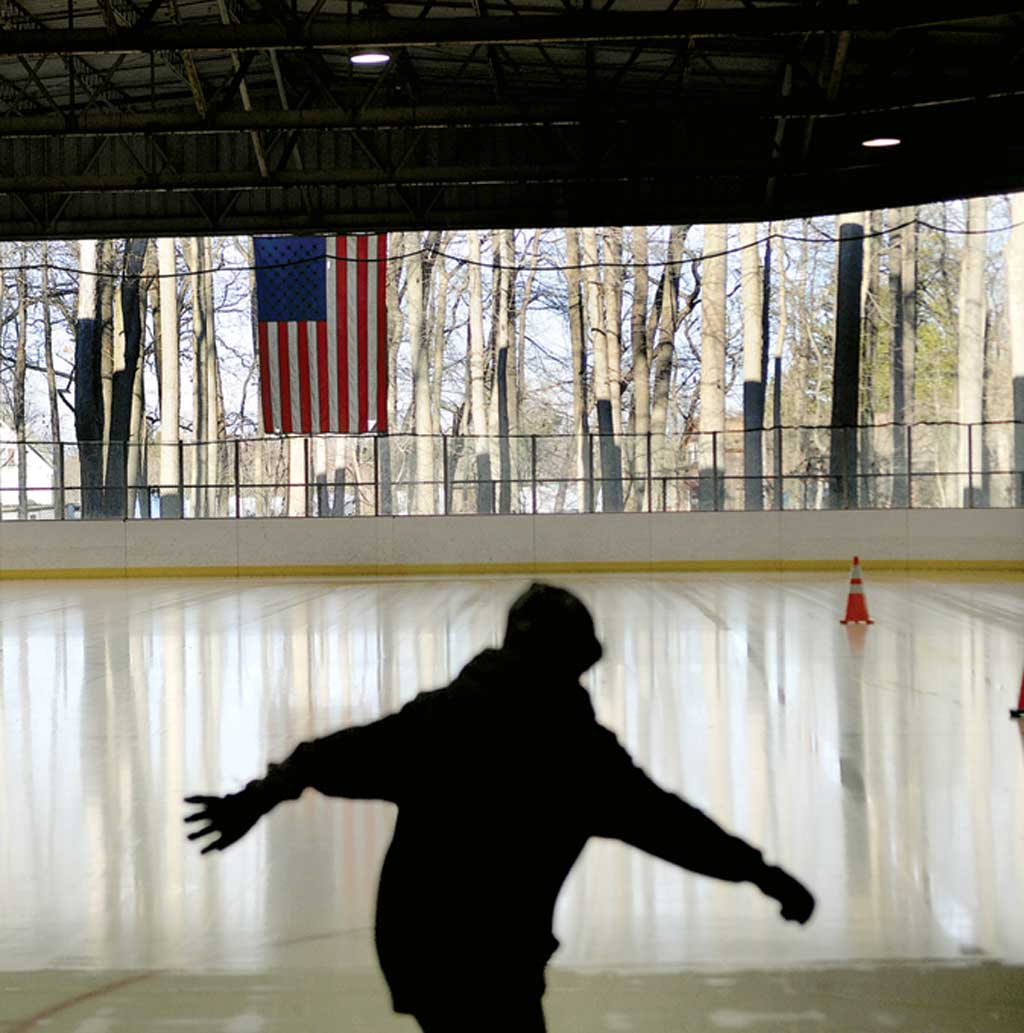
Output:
[351, 49, 390, 66]
[862, 137, 901, 148]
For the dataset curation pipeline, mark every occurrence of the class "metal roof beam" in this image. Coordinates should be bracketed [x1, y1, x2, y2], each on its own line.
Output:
[2, 89, 1020, 137]
[2, 5, 1021, 57]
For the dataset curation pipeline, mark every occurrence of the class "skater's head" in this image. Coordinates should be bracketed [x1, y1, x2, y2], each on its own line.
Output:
[502, 582, 602, 677]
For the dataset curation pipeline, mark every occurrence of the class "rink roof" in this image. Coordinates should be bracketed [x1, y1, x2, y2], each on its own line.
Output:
[0, 1, 1022, 237]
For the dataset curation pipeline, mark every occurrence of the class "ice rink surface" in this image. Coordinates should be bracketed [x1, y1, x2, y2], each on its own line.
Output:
[2, 572, 1023, 1031]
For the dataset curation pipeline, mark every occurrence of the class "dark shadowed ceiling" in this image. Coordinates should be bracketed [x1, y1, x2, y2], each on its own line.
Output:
[1, 1, 1023, 238]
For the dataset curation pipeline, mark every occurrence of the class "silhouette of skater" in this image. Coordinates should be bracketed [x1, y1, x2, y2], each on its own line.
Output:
[185, 582, 815, 1033]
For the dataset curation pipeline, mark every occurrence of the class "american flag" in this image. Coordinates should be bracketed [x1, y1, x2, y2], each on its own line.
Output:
[253, 234, 388, 434]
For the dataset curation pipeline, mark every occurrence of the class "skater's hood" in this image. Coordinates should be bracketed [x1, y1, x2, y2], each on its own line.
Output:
[501, 582, 603, 678]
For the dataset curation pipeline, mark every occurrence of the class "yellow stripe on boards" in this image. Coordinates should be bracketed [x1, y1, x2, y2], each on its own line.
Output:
[2, 559, 1024, 580]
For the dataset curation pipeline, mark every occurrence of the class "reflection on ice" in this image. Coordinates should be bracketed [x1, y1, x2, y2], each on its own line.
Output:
[1, 574, 1023, 975]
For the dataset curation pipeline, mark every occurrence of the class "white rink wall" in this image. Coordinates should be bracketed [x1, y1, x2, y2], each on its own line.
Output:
[0, 509, 1022, 576]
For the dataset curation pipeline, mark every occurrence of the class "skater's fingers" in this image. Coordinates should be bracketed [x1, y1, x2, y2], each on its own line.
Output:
[183, 811, 210, 823]
[200, 839, 223, 855]
[184, 795, 219, 805]
[188, 825, 217, 842]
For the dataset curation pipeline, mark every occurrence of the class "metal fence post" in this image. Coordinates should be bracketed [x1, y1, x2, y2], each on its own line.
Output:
[906, 424, 913, 509]
[122, 442, 129, 521]
[586, 432, 595, 512]
[373, 435, 380, 517]
[967, 422, 974, 509]
[57, 441, 65, 519]
[442, 434, 450, 516]
[711, 431, 719, 511]
[234, 439, 241, 518]
[531, 435, 538, 515]
[178, 440, 185, 518]
[304, 436, 311, 517]
[646, 432, 653, 513]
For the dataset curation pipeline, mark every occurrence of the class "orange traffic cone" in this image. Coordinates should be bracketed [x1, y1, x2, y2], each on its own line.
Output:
[840, 556, 874, 625]
[1011, 671, 1024, 720]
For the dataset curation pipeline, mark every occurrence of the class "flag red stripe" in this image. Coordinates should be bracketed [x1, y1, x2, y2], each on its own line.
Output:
[317, 321, 330, 433]
[258, 321, 274, 433]
[297, 321, 312, 433]
[357, 235, 369, 433]
[376, 234, 388, 432]
[277, 322, 293, 434]
[255, 235, 388, 436]
[337, 237, 349, 433]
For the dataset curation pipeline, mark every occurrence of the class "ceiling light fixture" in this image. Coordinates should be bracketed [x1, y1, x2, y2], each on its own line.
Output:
[350, 48, 390, 66]
[350, 0, 391, 67]
[861, 137, 901, 148]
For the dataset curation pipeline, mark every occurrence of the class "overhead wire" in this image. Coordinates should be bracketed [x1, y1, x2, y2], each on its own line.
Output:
[0, 216, 1021, 280]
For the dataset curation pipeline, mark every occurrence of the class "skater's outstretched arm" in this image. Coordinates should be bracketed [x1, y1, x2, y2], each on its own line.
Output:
[184, 711, 408, 855]
[590, 728, 815, 924]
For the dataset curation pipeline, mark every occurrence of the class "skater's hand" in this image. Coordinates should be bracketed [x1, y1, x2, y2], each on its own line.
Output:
[184, 785, 265, 855]
[755, 865, 816, 924]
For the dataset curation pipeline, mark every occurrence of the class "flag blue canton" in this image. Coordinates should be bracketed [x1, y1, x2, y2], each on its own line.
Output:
[254, 236, 327, 322]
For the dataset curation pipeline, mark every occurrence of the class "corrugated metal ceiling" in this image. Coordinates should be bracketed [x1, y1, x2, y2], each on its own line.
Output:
[0, 1, 1021, 236]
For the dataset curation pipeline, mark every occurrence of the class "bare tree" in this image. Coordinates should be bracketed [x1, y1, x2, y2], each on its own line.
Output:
[13, 245, 27, 518]
[699, 224, 727, 511]
[829, 217, 865, 509]
[1008, 193, 1024, 506]
[958, 197, 987, 506]
[406, 230, 434, 514]
[41, 241, 64, 517]
[467, 230, 493, 513]
[104, 238, 148, 517]
[740, 223, 767, 510]
[584, 227, 622, 511]
[891, 207, 917, 506]
[491, 229, 514, 513]
[565, 229, 591, 511]
[628, 226, 651, 511]
[74, 240, 104, 518]
[650, 226, 688, 508]
[157, 237, 182, 517]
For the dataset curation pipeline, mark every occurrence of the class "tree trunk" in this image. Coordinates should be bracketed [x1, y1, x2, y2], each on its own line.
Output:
[958, 196, 987, 507]
[829, 218, 865, 509]
[699, 224, 727, 511]
[75, 240, 105, 519]
[379, 233, 404, 516]
[772, 226, 786, 509]
[206, 238, 227, 517]
[584, 227, 622, 512]
[603, 227, 625, 507]
[104, 237, 149, 517]
[603, 227, 624, 437]
[158, 237, 182, 518]
[650, 226, 687, 509]
[128, 320, 148, 518]
[517, 230, 542, 435]
[859, 210, 883, 504]
[430, 245, 450, 439]
[467, 230, 493, 513]
[41, 242, 65, 518]
[740, 222, 767, 510]
[14, 248, 28, 519]
[98, 242, 116, 506]
[406, 230, 435, 514]
[1008, 193, 1024, 506]
[891, 206, 917, 507]
[628, 226, 650, 511]
[565, 229, 591, 511]
[492, 229, 513, 513]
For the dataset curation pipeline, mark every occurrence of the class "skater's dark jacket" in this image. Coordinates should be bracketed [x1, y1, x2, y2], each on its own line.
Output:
[254, 647, 767, 1014]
